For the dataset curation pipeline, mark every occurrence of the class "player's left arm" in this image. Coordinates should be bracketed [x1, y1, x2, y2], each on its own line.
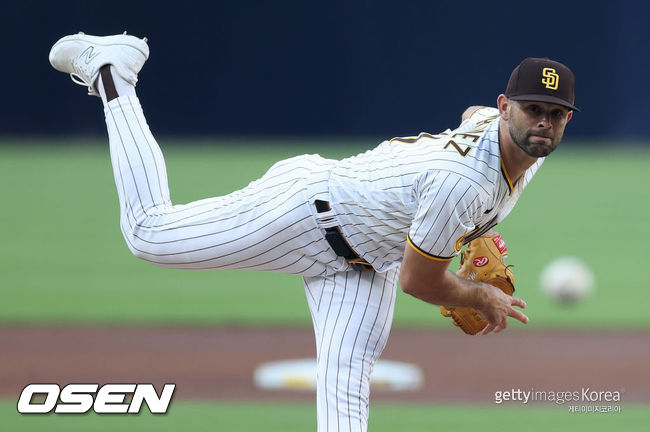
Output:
[461, 106, 488, 122]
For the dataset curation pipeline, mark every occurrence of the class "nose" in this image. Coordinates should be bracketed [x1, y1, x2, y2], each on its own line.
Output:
[537, 115, 551, 129]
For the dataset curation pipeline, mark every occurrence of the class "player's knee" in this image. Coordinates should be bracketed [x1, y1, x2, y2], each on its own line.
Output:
[120, 225, 161, 263]
[122, 229, 195, 269]
[122, 234, 150, 261]
[126, 242, 150, 262]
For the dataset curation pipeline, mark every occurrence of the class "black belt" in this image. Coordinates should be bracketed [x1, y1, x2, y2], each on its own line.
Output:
[315, 200, 373, 271]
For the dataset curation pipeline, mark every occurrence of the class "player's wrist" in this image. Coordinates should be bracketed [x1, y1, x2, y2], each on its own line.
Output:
[435, 271, 484, 309]
[460, 278, 492, 310]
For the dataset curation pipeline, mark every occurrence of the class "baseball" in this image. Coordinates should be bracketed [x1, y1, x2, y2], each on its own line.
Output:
[539, 256, 595, 305]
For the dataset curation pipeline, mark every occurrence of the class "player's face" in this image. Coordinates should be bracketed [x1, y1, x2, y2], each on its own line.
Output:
[508, 101, 572, 158]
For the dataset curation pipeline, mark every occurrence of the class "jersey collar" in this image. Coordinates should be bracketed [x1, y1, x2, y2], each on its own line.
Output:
[494, 120, 514, 196]
[500, 158, 514, 195]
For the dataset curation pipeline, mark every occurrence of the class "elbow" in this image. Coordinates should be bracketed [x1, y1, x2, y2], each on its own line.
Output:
[399, 269, 414, 295]
[400, 276, 414, 296]
[400, 274, 425, 299]
[400, 271, 447, 305]
[402, 286, 424, 302]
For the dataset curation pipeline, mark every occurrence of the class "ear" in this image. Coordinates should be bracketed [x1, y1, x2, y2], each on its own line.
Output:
[497, 94, 510, 120]
[566, 111, 573, 123]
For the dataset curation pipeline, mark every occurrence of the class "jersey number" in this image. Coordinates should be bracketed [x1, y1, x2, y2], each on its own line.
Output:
[444, 140, 471, 157]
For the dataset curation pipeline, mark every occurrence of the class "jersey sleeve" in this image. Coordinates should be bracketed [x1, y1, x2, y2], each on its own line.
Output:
[408, 171, 483, 260]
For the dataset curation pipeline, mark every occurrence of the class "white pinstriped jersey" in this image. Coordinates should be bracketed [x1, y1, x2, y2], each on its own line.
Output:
[328, 107, 544, 272]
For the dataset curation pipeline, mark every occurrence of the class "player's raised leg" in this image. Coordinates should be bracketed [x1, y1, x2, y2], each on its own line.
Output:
[49, 33, 343, 277]
[304, 268, 399, 432]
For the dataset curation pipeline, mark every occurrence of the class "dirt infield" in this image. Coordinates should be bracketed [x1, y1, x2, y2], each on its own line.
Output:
[1, 326, 648, 403]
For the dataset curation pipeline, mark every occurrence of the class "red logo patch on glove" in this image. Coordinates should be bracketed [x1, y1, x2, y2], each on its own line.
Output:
[492, 235, 507, 254]
[473, 256, 489, 267]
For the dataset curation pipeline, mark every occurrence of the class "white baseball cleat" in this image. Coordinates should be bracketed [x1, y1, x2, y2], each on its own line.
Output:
[49, 32, 149, 97]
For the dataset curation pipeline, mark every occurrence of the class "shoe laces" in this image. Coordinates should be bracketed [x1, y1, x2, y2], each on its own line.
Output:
[63, 31, 96, 96]
[69, 64, 97, 96]
[69, 73, 96, 96]
[70, 72, 90, 87]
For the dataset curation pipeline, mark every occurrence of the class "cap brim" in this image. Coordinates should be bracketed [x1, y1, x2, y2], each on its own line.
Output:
[509, 94, 580, 112]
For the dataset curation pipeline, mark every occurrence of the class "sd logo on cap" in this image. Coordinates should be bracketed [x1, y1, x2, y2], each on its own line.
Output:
[506, 57, 579, 112]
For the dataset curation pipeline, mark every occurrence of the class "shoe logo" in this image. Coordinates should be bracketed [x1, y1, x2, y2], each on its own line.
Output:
[79, 46, 100, 64]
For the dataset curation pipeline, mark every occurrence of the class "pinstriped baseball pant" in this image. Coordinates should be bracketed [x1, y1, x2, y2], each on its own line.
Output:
[104, 96, 399, 432]
[304, 270, 398, 432]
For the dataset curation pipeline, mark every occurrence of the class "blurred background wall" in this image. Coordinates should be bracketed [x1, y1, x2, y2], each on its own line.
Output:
[3, 0, 649, 140]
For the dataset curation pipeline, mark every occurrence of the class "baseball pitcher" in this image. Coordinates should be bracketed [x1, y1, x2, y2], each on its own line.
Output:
[49, 32, 577, 432]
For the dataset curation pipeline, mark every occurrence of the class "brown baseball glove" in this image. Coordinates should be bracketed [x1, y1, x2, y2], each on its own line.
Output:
[440, 233, 515, 335]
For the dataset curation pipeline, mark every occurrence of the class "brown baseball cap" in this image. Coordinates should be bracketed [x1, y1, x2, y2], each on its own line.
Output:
[505, 57, 579, 112]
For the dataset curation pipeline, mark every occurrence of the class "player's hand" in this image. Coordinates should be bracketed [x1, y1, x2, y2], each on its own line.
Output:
[477, 283, 529, 335]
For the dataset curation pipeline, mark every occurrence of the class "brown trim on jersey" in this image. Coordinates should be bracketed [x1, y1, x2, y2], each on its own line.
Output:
[459, 216, 499, 247]
[464, 106, 489, 120]
[500, 158, 514, 195]
[389, 131, 448, 145]
[407, 235, 454, 262]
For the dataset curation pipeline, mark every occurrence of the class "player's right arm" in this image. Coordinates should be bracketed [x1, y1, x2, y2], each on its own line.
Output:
[403, 170, 527, 334]
[400, 246, 528, 334]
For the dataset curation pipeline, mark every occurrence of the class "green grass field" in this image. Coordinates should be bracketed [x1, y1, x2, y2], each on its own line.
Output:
[1, 140, 649, 328]
[1, 139, 649, 431]
[2, 400, 648, 432]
